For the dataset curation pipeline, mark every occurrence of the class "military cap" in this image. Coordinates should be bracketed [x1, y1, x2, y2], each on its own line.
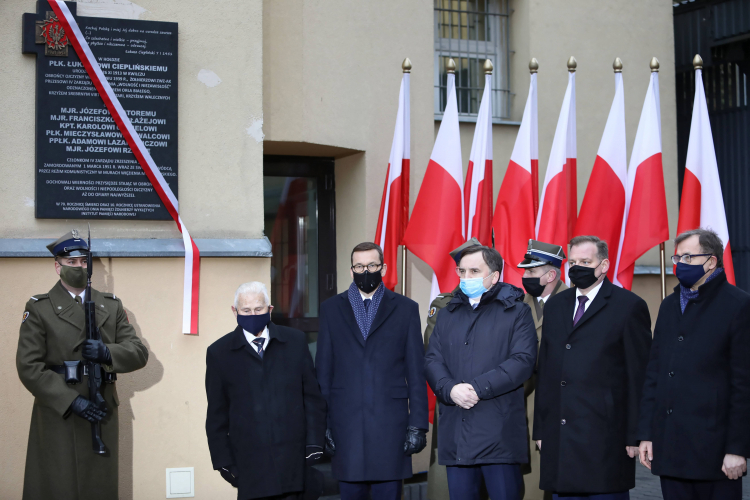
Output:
[449, 237, 482, 265]
[517, 239, 566, 269]
[46, 229, 89, 257]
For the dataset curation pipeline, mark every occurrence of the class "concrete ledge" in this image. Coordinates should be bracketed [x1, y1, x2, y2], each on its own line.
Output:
[634, 265, 673, 275]
[0, 237, 273, 258]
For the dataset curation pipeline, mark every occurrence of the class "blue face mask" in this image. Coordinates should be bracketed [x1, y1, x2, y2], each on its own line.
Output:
[460, 273, 495, 299]
[675, 261, 710, 289]
[237, 311, 270, 335]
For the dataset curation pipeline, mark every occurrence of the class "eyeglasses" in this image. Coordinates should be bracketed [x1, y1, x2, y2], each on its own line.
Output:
[351, 264, 382, 274]
[455, 267, 495, 279]
[671, 253, 713, 265]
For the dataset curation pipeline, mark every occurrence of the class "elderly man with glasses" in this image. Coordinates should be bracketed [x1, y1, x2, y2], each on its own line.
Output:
[637, 228, 750, 500]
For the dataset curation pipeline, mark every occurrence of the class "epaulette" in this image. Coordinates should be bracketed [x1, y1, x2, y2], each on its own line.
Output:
[102, 293, 118, 300]
[29, 293, 49, 302]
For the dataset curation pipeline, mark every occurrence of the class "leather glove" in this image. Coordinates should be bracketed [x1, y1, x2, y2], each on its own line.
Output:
[70, 395, 107, 423]
[324, 428, 336, 457]
[218, 465, 239, 488]
[82, 339, 112, 364]
[404, 426, 427, 456]
[306, 445, 323, 465]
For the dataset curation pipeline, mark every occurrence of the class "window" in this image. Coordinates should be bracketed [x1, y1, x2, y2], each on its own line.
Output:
[434, 0, 511, 121]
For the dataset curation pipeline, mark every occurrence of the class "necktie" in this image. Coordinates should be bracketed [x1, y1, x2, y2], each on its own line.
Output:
[252, 338, 265, 359]
[363, 298, 371, 314]
[573, 296, 589, 326]
[75, 296, 83, 308]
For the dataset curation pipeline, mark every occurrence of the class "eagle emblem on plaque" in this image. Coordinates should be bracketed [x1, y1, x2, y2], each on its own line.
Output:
[35, 12, 69, 56]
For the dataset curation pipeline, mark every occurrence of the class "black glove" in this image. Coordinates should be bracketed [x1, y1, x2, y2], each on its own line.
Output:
[218, 465, 239, 488]
[70, 395, 107, 423]
[404, 426, 427, 456]
[82, 338, 112, 364]
[306, 445, 323, 465]
[324, 428, 336, 456]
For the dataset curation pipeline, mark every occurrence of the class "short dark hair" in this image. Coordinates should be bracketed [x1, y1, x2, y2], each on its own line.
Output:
[674, 228, 724, 268]
[351, 242, 384, 265]
[459, 246, 504, 275]
[569, 235, 608, 261]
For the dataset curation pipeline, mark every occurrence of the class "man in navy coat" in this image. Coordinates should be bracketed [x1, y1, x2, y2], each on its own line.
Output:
[316, 242, 428, 500]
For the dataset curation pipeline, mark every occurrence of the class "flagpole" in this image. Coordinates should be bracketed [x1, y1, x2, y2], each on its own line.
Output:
[659, 242, 667, 301]
[401, 57, 411, 297]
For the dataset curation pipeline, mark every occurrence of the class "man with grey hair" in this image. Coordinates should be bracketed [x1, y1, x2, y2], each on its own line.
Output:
[637, 228, 750, 500]
[206, 281, 327, 500]
[534, 235, 652, 499]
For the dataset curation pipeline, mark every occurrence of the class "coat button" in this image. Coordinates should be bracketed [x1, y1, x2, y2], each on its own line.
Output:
[678, 336, 684, 342]
[669, 371, 675, 377]
[561, 419, 566, 425]
[561, 381, 567, 387]
[667, 409, 673, 415]
[465, 342, 468, 345]
[565, 344, 571, 350]
[462, 418, 465, 422]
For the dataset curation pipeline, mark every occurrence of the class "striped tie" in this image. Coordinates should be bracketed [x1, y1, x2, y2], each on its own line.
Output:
[252, 338, 265, 359]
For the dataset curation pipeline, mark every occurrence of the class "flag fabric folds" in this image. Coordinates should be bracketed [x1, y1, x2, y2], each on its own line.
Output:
[375, 71, 411, 290]
[465, 72, 494, 247]
[676, 63, 735, 284]
[614, 68, 669, 289]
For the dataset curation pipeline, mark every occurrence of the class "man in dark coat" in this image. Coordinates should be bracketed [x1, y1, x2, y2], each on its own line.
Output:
[206, 281, 327, 500]
[533, 235, 652, 499]
[425, 245, 538, 499]
[316, 242, 428, 500]
[637, 228, 750, 500]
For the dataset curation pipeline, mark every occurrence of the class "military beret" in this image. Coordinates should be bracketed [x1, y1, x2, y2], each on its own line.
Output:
[449, 237, 482, 265]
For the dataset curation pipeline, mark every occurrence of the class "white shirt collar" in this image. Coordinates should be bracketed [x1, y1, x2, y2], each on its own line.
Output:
[538, 295, 549, 303]
[243, 326, 270, 353]
[575, 278, 604, 302]
[68, 289, 86, 301]
[469, 296, 481, 306]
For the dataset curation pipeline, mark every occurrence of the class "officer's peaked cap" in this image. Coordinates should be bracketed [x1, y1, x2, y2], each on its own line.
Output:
[517, 239, 565, 269]
[47, 230, 89, 258]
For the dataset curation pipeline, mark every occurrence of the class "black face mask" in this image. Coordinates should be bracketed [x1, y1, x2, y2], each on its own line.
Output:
[568, 262, 603, 290]
[237, 311, 270, 335]
[522, 276, 546, 298]
[353, 270, 383, 294]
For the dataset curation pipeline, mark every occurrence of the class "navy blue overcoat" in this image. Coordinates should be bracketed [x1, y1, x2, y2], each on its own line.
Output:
[316, 286, 429, 482]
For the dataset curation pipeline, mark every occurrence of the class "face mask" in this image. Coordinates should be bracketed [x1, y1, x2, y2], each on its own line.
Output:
[60, 265, 87, 288]
[568, 262, 602, 290]
[675, 261, 710, 289]
[460, 273, 495, 299]
[237, 311, 270, 335]
[522, 276, 547, 298]
[353, 270, 382, 294]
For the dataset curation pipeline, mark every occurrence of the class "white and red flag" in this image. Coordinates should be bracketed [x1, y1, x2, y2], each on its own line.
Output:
[50, 0, 200, 333]
[375, 67, 410, 291]
[537, 65, 577, 263]
[403, 68, 464, 298]
[464, 69, 493, 247]
[676, 59, 735, 284]
[614, 64, 669, 289]
[493, 67, 538, 287]
[575, 65, 627, 281]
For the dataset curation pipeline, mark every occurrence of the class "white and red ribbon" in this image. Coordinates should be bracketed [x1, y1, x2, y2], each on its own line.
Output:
[50, 0, 200, 334]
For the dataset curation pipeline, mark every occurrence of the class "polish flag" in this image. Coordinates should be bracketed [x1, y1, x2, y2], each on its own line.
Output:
[403, 68, 464, 296]
[493, 67, 538, 287]
[614, 64, 669, 289]
[575, 66, 627, 282]
[537, 65, 577, 263]
[464, 69, 494, 247]
[676, 59, 735, 284]
[375, 66, 410, 291]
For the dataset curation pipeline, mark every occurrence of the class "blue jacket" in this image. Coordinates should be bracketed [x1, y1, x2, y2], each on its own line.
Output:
[316, 286, 428, 482]
[425, 282, 537, 466]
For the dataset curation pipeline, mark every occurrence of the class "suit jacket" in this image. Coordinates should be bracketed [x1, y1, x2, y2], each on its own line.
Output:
[533, 278, 651, 494]
[205, 323, 326, 500]
[636, 272, 750, 480]
[316, 285, 428, 482]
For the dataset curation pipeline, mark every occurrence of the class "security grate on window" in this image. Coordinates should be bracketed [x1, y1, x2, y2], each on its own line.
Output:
[434, 0, 511, 120]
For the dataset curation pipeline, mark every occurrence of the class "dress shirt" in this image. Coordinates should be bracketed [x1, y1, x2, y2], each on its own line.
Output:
[68, 289, 86, 302]
[243, 326, 270, 354]
[573, 279, 604, 320]
[469, 296, 481, 309]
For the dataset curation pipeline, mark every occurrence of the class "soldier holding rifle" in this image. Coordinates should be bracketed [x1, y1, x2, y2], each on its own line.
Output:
[16, 230, 148, 500]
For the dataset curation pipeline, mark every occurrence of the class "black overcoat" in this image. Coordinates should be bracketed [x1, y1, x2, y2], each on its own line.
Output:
[424, 283, 537, 466]
[205, 323, 326, 500]
[636, 272, 750, 480]
[533, 278, 652, 494]
[315, 286, 428, 482]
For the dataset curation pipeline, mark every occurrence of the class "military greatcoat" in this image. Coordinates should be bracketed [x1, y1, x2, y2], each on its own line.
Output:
[16, 280, 148, 500]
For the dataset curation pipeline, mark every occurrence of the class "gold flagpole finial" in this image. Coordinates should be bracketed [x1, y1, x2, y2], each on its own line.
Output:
[446, 58, 456, 74]
[567, 56, 577, 73]
[483, 59, 494, 75]
[650, 57, 660, 72]
[693, 54, 703, 70]
[613, 57, 623, 73]
[402, 58, 412, 73]
[529, 58, 539, 74]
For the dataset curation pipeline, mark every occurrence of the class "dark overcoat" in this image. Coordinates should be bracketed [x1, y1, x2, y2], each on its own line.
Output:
[533, 278, 652, 494]
[16, 281, 149, 500]
[205, 323, 326, 500]
[315, 286, 428, 482]
[636, 272, 750, 480]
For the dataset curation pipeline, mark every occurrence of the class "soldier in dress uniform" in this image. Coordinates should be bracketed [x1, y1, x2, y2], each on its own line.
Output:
[424, 237, 481, 500]
[16, 230, 149, 500]
[517, 239, 567, 500]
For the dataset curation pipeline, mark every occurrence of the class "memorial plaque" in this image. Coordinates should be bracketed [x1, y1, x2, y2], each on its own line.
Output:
[22, 0, 178, 219]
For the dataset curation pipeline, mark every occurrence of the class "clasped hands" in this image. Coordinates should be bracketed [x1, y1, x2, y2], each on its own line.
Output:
[638, 441, 746, 479]
[450, 383, 479, 409]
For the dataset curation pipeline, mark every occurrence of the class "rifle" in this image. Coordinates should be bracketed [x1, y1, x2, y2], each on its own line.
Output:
[85, 224, 107, 454]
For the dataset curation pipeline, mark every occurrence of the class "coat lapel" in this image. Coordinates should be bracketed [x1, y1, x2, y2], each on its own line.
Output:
[49, 281, 85, 330]
[338, 294, 365, 347]
[570, 278, 612, 334]
[367, 288, 397, 339]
